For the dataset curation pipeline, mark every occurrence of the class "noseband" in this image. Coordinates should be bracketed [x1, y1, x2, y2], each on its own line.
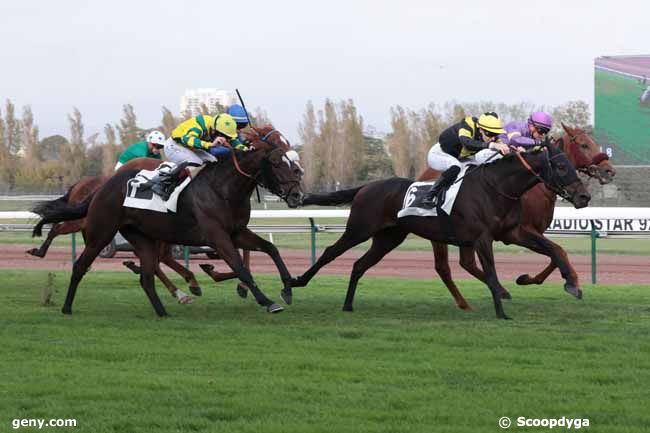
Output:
[559, 131, 609, 172]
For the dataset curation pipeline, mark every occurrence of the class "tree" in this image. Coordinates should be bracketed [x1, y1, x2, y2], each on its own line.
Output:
[39, 135, 68, 161]
[298, 101, 322, 190]
[551, 100, 591, 134]
[61, 107, 87, 183]
[387, 106, 413, 178]
[116, 104, 142, 147]
[22, 105, 40, 162]
[4, 99, 22, 156]
[102, 124, 118, 175]
[160, 106, 178, 137]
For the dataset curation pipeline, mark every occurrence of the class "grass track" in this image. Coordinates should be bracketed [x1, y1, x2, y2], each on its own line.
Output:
[1, 270, 649, 432]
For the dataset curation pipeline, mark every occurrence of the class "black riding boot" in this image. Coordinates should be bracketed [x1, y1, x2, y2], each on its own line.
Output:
[146, 162, 193, 201]
[421, 165, 461, 206]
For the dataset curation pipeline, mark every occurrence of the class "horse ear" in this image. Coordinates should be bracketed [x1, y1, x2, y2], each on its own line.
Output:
[561, 122, 573, 134]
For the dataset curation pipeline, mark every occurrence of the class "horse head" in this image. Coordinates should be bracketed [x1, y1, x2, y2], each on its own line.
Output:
[557, 123, 615, 185]
[239, 125, 304, 208]
[523, 143, 591, 209]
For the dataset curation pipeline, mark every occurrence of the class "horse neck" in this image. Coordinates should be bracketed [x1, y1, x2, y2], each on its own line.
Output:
[483, 155, 542, 200]
[197, 155, 260, 203]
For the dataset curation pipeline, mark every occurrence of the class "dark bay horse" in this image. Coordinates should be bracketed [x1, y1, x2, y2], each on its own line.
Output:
[416, 124, 615, 304]
[27, 174, 204, 303]
[294, 146, 590, 319]
[32, 129, 304, 316]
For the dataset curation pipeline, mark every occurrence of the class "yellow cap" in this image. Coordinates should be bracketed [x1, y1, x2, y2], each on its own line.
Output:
[213, 114, 238, 139]
[477, 113, 506, 134]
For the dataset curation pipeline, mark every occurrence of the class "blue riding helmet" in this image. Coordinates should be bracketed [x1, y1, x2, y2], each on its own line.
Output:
[227, 104, 249, 127]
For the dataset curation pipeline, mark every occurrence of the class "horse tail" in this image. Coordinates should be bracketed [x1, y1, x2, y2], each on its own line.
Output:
[31, 193, 93, 237]
[302, 185, 364, 206]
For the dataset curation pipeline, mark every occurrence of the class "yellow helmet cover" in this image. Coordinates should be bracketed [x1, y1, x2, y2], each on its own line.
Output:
[213, 114, 238, 139]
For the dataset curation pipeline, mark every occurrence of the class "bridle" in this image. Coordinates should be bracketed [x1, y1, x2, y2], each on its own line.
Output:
[225, 128, 300, 201]
[478, 149, 573, 201]
[557, 130, 609, 175]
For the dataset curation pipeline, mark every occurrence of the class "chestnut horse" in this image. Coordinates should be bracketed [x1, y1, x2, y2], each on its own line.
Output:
[416, 124, 615, 306]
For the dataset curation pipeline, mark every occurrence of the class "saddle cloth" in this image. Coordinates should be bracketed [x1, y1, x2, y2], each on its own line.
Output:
[123, 162, 191, 213]
[397, 165, 469, 218]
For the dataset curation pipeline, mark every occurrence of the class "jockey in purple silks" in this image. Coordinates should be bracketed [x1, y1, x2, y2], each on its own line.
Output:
[500, 111, 553, 149]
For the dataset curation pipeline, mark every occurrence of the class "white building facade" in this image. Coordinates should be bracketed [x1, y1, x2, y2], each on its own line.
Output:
[180, 89, 235, 116]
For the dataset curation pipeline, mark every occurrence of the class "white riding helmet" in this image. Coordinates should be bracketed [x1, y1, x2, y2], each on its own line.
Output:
[146, 130, 166, 147]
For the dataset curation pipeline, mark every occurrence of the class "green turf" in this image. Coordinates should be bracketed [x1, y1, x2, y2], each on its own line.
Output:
[1, 270, 649, 432]
[595, 69, 650, 163]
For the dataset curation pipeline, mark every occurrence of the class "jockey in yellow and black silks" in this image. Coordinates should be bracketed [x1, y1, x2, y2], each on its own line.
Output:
[145, 113, 247, 201]
[422, 112, 510, 206]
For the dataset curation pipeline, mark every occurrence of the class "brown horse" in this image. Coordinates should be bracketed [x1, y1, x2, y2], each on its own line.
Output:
[31, 126, 304, 316]
[27, 157, 257, 303]
[416, 124, 615, 305]
[294, 145, 590, 319]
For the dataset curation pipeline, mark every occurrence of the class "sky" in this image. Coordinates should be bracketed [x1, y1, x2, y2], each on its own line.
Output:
[0, 0, 648, 143]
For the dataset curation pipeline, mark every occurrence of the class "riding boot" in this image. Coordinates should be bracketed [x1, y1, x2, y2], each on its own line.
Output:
[146, 162, 194, 201]
[421, 165, 461, 206]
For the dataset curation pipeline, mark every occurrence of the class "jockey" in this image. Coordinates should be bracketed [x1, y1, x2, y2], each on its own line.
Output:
[114, 130, 165, 171]
[500, 112, 553, 148]
[422, 112, 509, 206]
[148, 113, 247, 200]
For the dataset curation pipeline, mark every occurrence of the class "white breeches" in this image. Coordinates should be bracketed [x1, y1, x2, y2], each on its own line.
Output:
[163, 138, 217, 166]
[427, 142, 501, 171]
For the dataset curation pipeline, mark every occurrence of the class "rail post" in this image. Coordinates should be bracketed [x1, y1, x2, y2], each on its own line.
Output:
[71, 232, 76, 262]
[590, 220, 597, 284]
[309, 217, 316, 265]
[184, 246, 190, 269]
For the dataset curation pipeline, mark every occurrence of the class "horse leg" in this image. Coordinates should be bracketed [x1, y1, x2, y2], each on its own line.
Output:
[233, 228, 295, 304]
[505, 228, 582, 299]
[432, 242, 472, 311]
[210, 234, 281, 313]
[291, 230, 371, 288]
[458, 245, 511, 299]
[516, 262, 557, 286]
[158, 243, 202, 297]
[343, 227, 408, 312]
[62, 227, 116, 315]
[119, 228, 168, 316]
[474, 236, 511, 320]
[27, 220, 81, 257]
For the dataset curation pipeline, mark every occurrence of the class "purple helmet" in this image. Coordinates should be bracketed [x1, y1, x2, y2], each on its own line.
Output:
[528, 112, 553, 132]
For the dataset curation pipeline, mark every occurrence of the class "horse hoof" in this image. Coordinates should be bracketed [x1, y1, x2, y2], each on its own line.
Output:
[501, 291, 512, 300]
[235, 283, 248, 299]
[342, 305, 354, 312]
[502, 315, 513, 320]
[199, 264, 214, 274]
[564, 284, 583, 300]
[61, 307, 72, 315]
[26, 248, 41, 258]
[267, 303, 284, 313]
[281, 289, 292, 305]
[516, 274, 533, 285]
[178, 295, 193, 305]
[458, 303, 474, 311]
[189, 286, 202, 296]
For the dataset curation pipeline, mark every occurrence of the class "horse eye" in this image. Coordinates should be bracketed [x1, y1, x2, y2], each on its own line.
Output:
[581, 144, 589, 149]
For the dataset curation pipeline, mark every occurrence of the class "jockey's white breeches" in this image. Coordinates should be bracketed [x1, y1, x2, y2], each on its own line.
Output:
[427, 142, 501, 171]
[163, 138, 217, 166]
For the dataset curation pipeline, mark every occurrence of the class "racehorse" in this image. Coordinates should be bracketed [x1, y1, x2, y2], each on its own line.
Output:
[31, 127, 304, 316]
[293, 145, 590, 319]
[416, 124, 615, 305]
